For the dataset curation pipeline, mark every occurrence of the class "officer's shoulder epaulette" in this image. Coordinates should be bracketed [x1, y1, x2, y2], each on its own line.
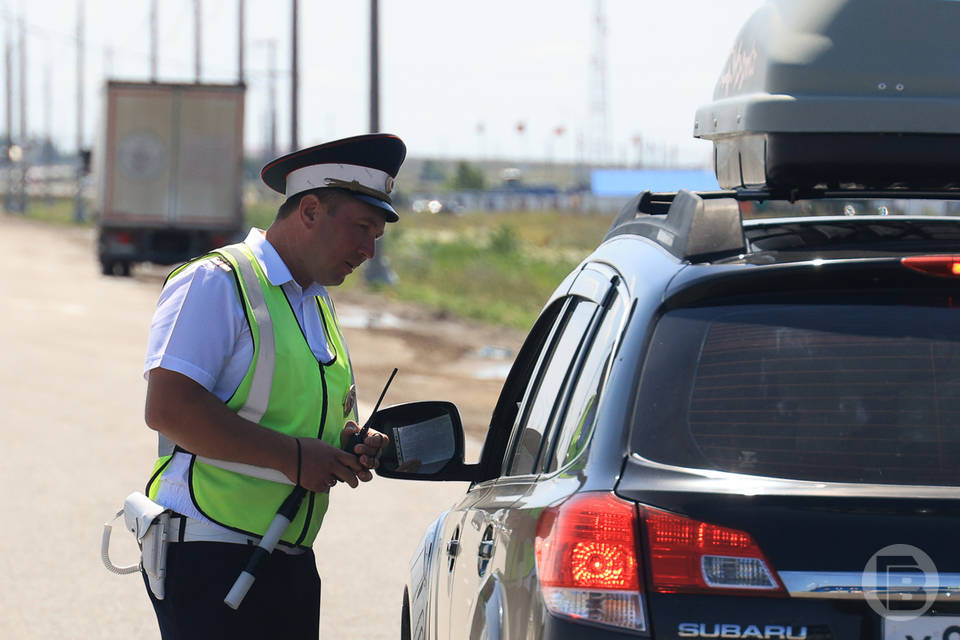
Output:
[206, 254, 234, 273]
[163, 252, 235, 287]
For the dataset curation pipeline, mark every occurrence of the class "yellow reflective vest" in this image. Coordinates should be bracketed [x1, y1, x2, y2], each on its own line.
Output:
[146, 242, 357, 548]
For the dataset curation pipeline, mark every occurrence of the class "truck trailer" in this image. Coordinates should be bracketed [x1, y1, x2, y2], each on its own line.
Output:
[93, 81, 245, 275]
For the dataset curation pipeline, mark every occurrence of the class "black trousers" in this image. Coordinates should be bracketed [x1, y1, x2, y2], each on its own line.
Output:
[143, 541, 321, 639]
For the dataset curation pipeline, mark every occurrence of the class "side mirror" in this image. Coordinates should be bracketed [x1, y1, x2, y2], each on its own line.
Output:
[372, 401, 476, 481]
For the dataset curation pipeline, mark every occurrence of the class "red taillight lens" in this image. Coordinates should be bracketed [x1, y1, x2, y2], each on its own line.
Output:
[114, 231, 133, 245]
[535, 492, 646, 632]
[902, 255, 960, 277]
[643, 506, 784, 595]
[534, 495, 785, 631]
[537, 492, 639, 590]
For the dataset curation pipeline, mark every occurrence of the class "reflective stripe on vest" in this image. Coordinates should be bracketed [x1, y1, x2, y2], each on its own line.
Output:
[222, 245, 276, 424]
[157, 246, 275, 460]
[146, 241, 356, 547]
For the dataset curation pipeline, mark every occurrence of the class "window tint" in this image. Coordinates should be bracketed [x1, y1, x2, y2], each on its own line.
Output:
[507, 300, 598, 476]
[634, 304, 960, 485]
[547, 294, 625, 472]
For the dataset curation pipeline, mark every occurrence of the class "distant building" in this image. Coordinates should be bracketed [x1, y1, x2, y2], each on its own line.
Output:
[410, 183, 571, 214]
[404, 165, 723, 215]
[586, 168, 720, 212]
[591, 168, 719, 195]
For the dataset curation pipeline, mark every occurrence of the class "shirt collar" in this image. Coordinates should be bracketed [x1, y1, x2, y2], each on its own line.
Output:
[243, 228, 326, 298]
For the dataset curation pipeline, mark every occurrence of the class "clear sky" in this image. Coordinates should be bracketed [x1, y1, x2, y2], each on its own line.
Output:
[14, 0, 765, 167]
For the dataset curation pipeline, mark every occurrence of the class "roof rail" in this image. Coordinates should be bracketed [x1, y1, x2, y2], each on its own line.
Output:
[603, 189, 745, 261]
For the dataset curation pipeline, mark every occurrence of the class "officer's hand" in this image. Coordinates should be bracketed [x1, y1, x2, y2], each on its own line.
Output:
[340, 421, 389, 477]
[396, 458, 422, 473]
[296, 437, 366, 493]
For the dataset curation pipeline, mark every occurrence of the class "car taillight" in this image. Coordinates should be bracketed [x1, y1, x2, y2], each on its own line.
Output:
[535, 492, 646, 632]
[902, 255, 960, 277]
[642, 506, 785, 596]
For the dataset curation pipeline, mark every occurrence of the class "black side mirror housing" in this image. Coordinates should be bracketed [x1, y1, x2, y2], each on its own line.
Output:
[372, 401, 478, 481]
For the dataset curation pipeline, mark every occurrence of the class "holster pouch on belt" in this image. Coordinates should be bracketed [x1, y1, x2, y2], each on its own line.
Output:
[101, 491, 171, 600]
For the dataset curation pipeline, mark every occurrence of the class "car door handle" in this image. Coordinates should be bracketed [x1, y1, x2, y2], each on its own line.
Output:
[478, 539, 494, 559]
[477, 524, 496, 576]
[446, 539, 460, 557]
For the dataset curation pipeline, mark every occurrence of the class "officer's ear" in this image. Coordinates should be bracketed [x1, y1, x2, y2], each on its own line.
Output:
[298, 193, 323, 228]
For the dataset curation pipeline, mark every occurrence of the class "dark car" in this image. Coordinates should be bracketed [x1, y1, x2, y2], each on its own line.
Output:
[376, 190, 960, 640]
[371, 1, 960, 638]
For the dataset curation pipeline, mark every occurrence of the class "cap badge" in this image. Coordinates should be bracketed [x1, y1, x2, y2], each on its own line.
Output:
[385, 176, 395, 194]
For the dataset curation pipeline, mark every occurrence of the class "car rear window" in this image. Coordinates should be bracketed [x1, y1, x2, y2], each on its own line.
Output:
[633, 304, 960, 485]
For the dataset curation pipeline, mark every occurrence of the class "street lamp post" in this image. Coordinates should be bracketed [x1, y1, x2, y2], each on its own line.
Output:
[74, 0, 86, 222]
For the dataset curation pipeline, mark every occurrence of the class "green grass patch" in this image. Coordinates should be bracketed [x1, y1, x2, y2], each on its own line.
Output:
[364, 210, 614, 330]
[17, 198, 91, 225]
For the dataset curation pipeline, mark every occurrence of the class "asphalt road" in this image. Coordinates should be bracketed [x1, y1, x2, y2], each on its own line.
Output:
[0, 214, 520, 639]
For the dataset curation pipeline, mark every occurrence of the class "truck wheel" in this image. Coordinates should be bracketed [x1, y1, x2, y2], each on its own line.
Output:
[101, 260, 132, 277]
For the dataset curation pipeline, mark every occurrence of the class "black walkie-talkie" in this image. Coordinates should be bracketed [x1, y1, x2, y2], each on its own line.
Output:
[346, 367, 398, 453]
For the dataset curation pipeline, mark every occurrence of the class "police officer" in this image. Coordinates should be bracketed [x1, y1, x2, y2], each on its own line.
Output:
[141, 133, 406, 638]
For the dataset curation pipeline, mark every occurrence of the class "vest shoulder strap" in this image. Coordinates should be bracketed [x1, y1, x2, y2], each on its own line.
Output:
[217, 244, 276, 425]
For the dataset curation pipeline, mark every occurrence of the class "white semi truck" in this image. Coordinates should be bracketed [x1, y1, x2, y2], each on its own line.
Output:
[93, 81, 245, 275]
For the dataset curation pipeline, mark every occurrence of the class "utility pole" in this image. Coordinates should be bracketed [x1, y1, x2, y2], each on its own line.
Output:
[150, 0, 157, 81]
[41, 60, 53, 164]
[364, 0, 395, 287]
[19, 14, 25, 147]
[4, 19, 12, 212]
[44, 64, 50, 160]
[74, 0, 86, 221]
[290, 0, 299, 151]
[369, 0, 379, 132]
[44, 62, 52, 203]
[104, 46, 114, 77]
[267, 40, 277, 160]
[4, 20, 11, 148]
[194, 0, 202, 82]
[15, 13, 27, 212]
[237, 0, 245, 84]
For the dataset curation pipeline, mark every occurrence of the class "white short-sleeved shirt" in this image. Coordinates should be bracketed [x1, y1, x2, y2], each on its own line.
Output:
[144, 228, 337, 524]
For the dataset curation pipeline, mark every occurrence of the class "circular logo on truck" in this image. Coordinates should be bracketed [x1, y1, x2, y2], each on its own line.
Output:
[117, 131, 166, 180]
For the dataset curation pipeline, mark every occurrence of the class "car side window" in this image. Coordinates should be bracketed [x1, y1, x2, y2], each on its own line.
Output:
[479, 298, 565, 479]
[505, 299, 599, 476]
[545, 293, 627, 472]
